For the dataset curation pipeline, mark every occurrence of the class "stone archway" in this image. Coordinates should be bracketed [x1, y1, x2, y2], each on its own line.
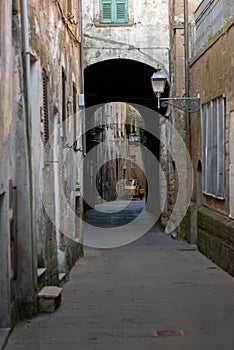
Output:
[84, 58, 169, 217]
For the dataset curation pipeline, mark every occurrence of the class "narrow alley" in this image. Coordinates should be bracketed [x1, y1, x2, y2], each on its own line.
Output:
[4, 201, 234, 350]
[1, 0, 234, 349]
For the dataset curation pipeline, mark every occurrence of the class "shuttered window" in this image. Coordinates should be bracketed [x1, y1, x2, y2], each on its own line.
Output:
[100, 0, 128, 23]
[230, 112, 234, 218]
[62, 69, 66, 139]
[67, 0, 72, 16]
[201, 94, 226, 198]
[42, 69, 49, 144]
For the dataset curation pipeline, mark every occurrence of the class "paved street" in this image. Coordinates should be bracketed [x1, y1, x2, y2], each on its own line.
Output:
[4, 201, 234, 350]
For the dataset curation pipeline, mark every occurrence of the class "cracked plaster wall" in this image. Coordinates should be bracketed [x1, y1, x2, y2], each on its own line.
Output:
[83, 0, 170, 74]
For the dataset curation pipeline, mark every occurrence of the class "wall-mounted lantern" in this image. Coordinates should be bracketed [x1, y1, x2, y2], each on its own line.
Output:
[151, 65, 200, 113]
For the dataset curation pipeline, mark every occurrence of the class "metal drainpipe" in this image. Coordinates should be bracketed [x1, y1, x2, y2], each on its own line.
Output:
[184, 0, 192, 202]
[19, 0, 36, 301]
[78, 0, 86, 155]
[20, 0, 31, 137]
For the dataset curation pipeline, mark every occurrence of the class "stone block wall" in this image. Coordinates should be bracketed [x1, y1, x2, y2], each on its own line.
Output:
[198, 206, 234, 276]
[189, 17, 234, 275]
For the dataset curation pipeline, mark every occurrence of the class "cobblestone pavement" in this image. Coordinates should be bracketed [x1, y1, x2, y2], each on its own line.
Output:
[4, 201, 234, 350]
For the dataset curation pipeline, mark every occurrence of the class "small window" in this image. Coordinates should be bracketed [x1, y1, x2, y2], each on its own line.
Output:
[130, 156, 136, 168]
[67, 0, 72, 16]
[100, 0, 128, 24]
[62, 69, 66, 139]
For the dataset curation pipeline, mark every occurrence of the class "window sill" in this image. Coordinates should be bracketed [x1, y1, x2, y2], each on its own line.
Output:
[202, 192, 225, 201]
[94, 20, 134, 28]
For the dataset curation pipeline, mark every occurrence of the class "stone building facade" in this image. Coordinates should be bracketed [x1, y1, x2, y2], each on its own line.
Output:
[82, 0, 171, 219]
[189, 2, 234, 275]
[88, 102, 146, 203]
[170, 0, 234, 276]
[0, 0, 84, 327]
[82, 0, 170, 71]
[166, 0, 201, 234]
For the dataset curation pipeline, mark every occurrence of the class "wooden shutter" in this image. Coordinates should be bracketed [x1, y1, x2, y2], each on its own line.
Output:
[115, 0, 128, 23]
[73, 83, 77, 148]
[216, 96, 225, 197]
[100, 0, 112, 23]
[100, 0, 128, 23]
[67, 0, 72, 16]
[62, 69, 66, 139]
[201, 96, 225, 198]
[9, 180, 18, 281]
[230, 112, 234, 218]
[42, 69, 49, 144]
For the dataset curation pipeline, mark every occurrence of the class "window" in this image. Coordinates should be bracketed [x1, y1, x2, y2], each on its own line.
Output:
[100, 0, 128, 24]
[67, 0, 73, 17]
[201, 95, 226, 198]
[229, 112, 234, 218]
[42, 68, 49, 144]
[73, 82, 77, 141]
[130, 155, 136, 168]
[62, 69, 66, 139]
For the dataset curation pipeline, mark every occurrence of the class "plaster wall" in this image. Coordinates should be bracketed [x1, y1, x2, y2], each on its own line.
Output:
[27, 0, 84, 277]
[0, 0, 84, 326]
[83, 0, 170, 75]
[0, 0, 36, 325]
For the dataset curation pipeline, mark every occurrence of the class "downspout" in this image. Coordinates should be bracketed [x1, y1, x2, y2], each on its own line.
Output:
[20, 0, 31, 137]
[78, 0, 86, 155]
[19, 0, 36, 310]
[184, 0, 192, 202]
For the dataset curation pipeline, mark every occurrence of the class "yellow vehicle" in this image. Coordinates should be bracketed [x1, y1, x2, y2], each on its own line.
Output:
[124, 178, 145, 200]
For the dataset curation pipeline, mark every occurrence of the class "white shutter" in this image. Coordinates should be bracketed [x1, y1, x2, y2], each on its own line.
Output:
[229, 112, 234, 218]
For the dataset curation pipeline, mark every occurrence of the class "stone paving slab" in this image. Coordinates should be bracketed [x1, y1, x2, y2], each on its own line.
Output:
[0, 329, 10, 350]
[4, 202, 234, 350]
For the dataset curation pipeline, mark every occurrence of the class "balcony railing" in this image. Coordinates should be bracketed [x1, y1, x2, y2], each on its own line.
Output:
[194, 0, 234, 51]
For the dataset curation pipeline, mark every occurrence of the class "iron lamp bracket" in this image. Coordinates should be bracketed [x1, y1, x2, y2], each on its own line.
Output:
[160, 97, 200, 113]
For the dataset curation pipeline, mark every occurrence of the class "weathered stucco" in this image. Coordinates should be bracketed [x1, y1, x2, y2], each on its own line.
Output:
[83, 0, 170, 75]
[0, 0, 84, 326]
[189, 16, 234, 272]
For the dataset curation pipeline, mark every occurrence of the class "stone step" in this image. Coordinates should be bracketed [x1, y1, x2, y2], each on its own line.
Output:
[38, 286, 63, 313]
[37, 268, 46, 292]
[59, 272, 67, 287]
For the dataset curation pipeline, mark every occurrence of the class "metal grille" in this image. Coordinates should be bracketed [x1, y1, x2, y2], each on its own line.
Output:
[42, 69, 49, 144]
[201, 95, 226, 198]
[62, 69, 66, 139]
[151, 330, 187, 337]
[73, 83, 77, 145]
[229, 112, 234, 218]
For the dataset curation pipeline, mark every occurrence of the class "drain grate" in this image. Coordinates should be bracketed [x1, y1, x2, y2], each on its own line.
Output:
[151, 329, 187, 337]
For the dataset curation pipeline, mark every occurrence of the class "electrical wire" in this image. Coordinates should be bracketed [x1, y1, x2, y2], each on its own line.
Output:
[85, 91, 156, 101]
[54, 0, 80, 44]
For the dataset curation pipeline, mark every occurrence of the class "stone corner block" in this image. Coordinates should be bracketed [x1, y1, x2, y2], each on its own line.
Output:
[38, 286, 63, 313]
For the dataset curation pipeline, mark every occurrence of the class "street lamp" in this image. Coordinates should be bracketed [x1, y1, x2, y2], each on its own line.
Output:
[130, 131, 139, 142]
[151, 65, 200, 113]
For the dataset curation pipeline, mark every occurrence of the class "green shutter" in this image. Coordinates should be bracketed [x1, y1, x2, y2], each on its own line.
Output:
[100, 0, 128, 23]
[115, 0, 128, 23]
[100, 0, 112, 23]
